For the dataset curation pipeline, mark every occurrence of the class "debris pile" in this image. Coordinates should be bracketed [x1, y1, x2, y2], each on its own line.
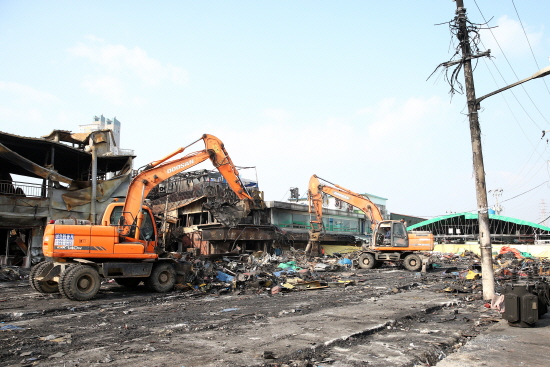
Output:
[494, 248, 550, 279]
[170, 250, 356, 295]
[0, 266, 28, 281]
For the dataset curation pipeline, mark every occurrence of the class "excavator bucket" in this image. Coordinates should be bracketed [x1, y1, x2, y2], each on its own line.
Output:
[203, 198, 251, 227]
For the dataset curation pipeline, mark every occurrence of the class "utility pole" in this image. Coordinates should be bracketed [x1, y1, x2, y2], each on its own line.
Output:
[539, 199, 548, 227]
[454, 0, 495, 300]
[90, 133, 98, 225]
[489, 189, 503, 215]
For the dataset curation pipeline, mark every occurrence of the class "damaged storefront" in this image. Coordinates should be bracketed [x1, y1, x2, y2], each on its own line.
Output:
[0, 130, 133, 266]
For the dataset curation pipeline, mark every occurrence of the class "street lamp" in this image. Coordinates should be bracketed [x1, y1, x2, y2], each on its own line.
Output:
[453, 0, 550, 301]
[470, 65, 550, 300]
[448, 0, 550, 301]
[476, 65, 550, 106]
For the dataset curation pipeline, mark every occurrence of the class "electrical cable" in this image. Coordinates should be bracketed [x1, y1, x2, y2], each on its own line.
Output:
[511, 0, 550, 97]
[473, 0, 549, 128]
[500, 180, 549, 204]
[480, 57, 539, 151]
[504, 146, 549, 194]
[499, 138, 543, 192]
[428, 179, 549, 219]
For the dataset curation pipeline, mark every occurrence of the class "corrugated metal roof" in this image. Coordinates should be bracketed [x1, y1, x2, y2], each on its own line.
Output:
[407, 212, 550, 232]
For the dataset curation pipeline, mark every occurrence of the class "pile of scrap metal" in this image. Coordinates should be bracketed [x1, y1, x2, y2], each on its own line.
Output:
[168, 251, 355, 295]
[494, 254, 550, 279]
[429, 250, 481, 266]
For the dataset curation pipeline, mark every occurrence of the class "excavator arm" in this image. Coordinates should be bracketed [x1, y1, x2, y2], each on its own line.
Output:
[307, 175, 433, 255]
[119, 134, 253, 238]
[308, 174, 384, 234]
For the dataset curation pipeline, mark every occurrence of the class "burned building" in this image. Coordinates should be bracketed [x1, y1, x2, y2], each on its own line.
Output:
[0, 122, 134, 267]
[148, 170, 368, 256]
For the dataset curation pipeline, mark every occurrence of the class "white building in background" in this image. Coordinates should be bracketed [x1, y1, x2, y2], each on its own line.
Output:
[288, 189, 389, 220]
[79, 115, 133, 156]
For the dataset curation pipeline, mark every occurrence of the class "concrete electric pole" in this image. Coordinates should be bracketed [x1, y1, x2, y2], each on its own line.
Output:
[453, 0, 495, 300]
[438, 1, 550, 300]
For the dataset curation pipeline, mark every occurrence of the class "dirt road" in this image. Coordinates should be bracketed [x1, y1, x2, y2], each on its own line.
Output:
[0, 268, 499, 366]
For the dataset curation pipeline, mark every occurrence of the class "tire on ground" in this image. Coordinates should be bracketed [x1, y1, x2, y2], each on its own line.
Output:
[30, 261, 59, 294]
[403, 254, 422, 271]
[29, 261, 45, 292]
[115, 278, 142, 288]
[146, 263, 176, 293]
[58, 264, 78, 299]
[62, 265, 101, 301]
[358, 253, 376, 269]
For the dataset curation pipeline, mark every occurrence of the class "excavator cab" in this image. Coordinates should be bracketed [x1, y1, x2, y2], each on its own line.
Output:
[391, 221, 408, 247]
[107, 204, 157, 243]
[375, 221, 409, 248]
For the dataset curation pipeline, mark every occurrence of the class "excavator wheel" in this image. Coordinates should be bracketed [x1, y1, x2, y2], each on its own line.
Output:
[358, 253, 376, 270]
[146, 263, 176, 293]
[115, 278, 142, 288]
[58, 264, 79, 299]
[29, 261, 59, 294]
[29, 262, 44, 292]
[403, 254, 422, 272]
[62, 265, 101, 301]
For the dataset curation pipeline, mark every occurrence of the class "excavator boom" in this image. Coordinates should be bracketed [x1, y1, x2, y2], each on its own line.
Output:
[308, 175, 383, 233]
[120, 134, 253, 238]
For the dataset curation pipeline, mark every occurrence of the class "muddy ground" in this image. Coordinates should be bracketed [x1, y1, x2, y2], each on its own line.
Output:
[0, 266, 502, 367]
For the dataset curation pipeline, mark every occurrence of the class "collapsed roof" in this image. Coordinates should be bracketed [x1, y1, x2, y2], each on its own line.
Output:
[0, 131, 133, 184]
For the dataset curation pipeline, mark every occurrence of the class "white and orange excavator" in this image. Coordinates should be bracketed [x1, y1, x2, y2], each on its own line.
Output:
[30, 134, 254, 300]
[307, 175, 434, 271]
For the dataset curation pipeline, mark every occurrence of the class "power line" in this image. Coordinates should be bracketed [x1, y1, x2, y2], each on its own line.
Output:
[480, 56, 539, 148]
[473, 0, 549, 128]
[511, 0, 550, 97]
[431, 180, 549, 218]
[504, 141, 540, 190]
[500, 180, 549, 204]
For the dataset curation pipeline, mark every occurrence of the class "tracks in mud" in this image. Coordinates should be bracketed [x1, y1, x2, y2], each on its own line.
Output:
[270, 302, 494, 367]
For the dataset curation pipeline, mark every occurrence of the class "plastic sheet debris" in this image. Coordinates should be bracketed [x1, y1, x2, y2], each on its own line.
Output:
[499, 246, 523, 259]
[277, 261, 301, 271]
[216, 271, 234, 282]
[338, 258, 353, 266]
[273, 270, 295, 277]
[491, 294, 505, 312]
[0, 324, 24, 331]
[221, 308, 239, 312]
[465, 270, 481, 280]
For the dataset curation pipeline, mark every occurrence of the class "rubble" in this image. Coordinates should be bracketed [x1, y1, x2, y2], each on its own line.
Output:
[0, 266, 28, 281]
[161, 251, 361, 297]
[0, 249, 537, 367]
[2, 244, 550, 366]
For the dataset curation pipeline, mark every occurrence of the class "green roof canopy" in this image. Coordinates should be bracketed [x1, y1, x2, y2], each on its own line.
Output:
[407, 212, 550, 232]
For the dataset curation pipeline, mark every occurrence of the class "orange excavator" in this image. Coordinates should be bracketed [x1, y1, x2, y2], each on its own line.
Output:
[30, 134, 254, 300]
[307, 175, 434, 271]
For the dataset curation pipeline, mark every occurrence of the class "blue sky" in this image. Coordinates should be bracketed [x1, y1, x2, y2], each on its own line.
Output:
[1, 1, 549, 223]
